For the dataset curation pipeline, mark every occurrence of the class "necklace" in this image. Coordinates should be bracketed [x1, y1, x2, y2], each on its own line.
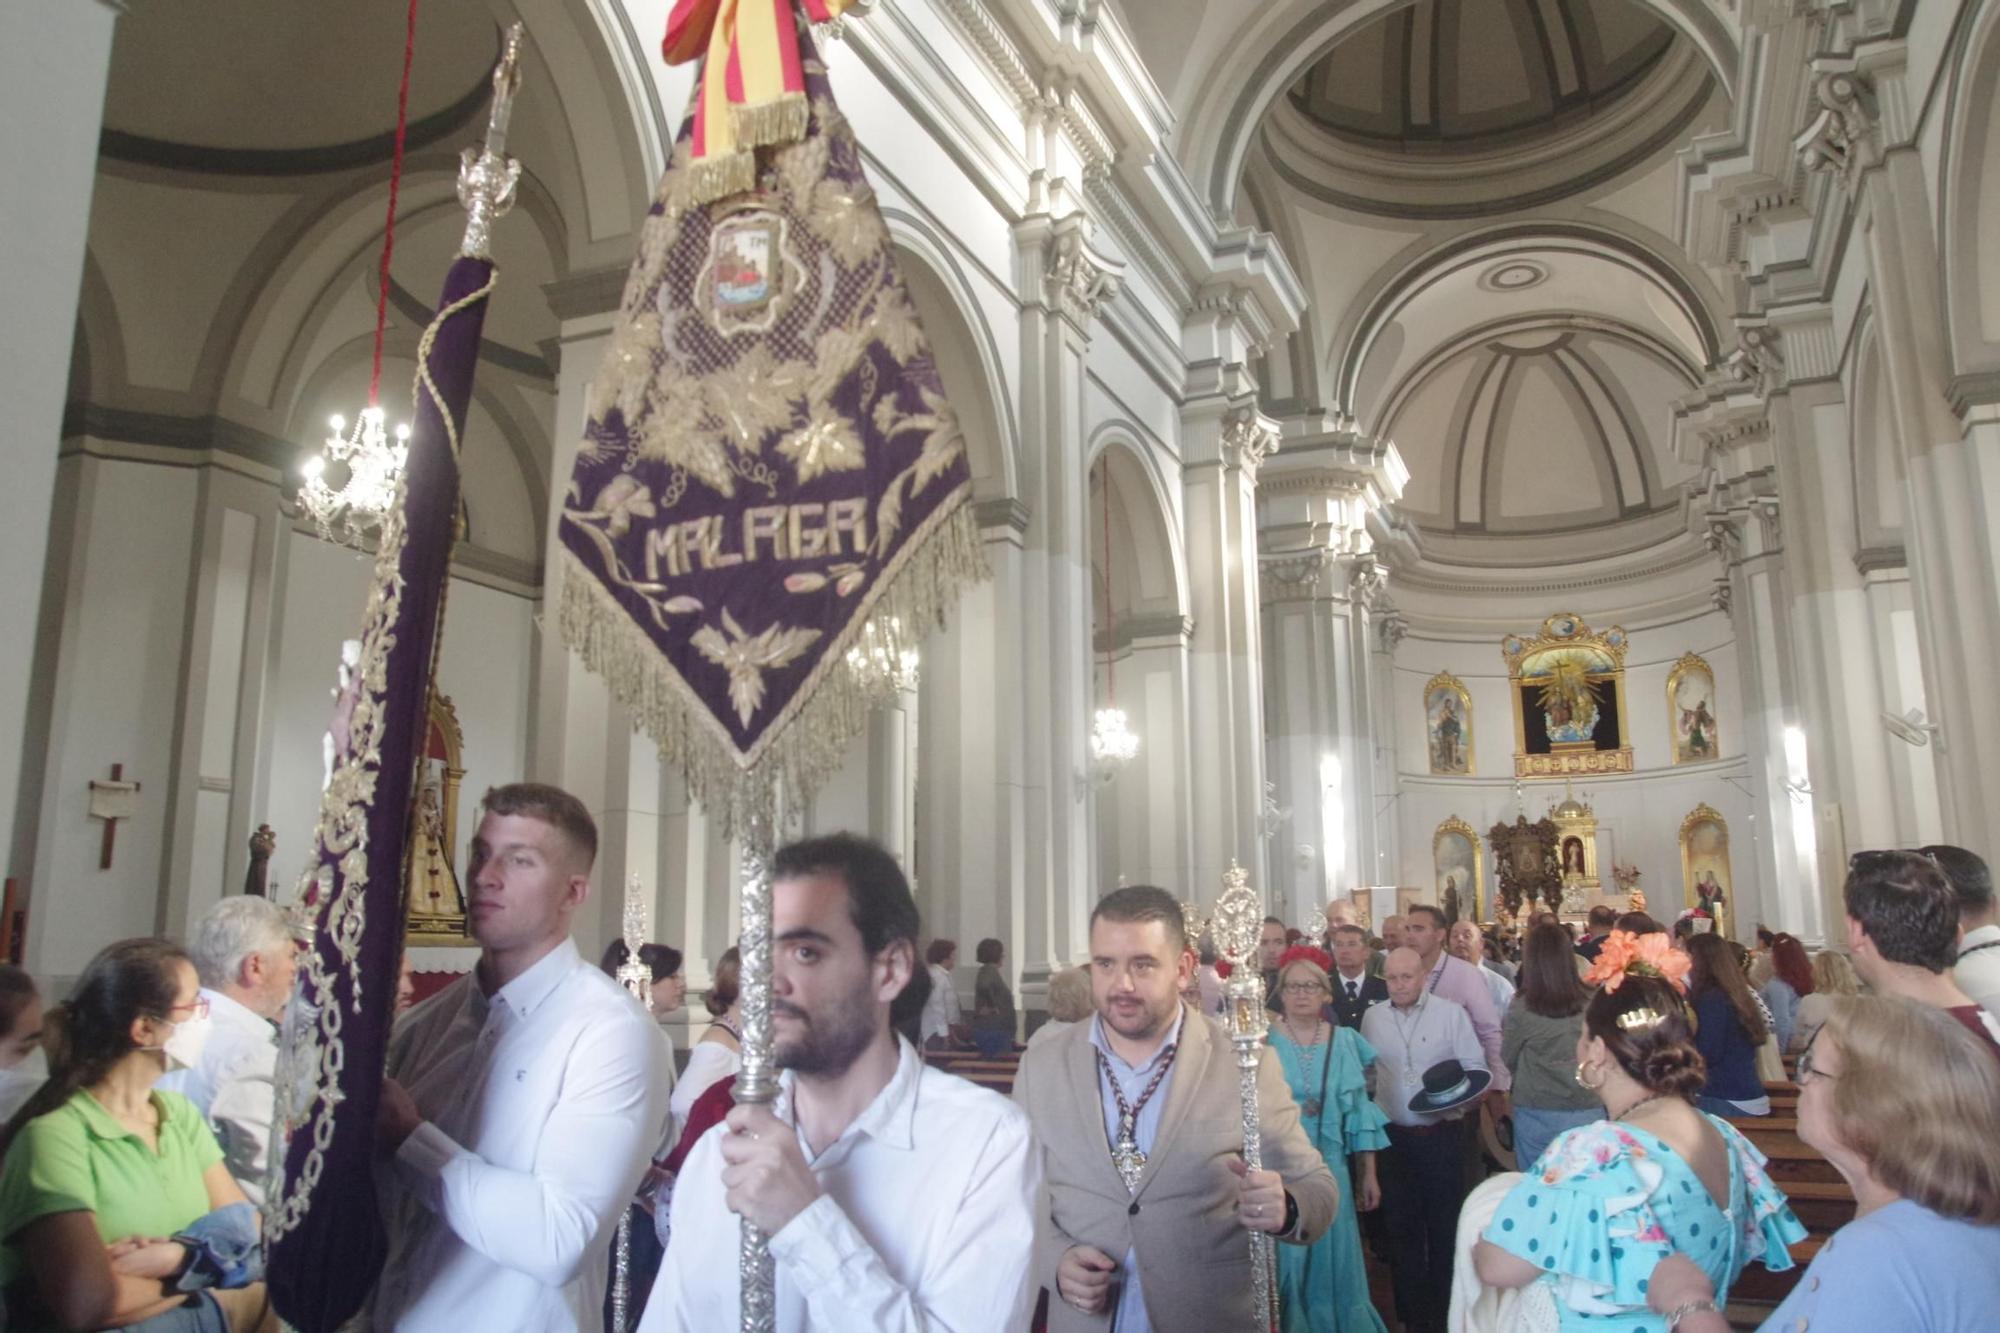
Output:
[1389, 997, 1428, 1085]
[1613, 1093, 1670, 1122]
[1096, 1042, 1179, 1193]
[1283, 1019, 1328, 1117]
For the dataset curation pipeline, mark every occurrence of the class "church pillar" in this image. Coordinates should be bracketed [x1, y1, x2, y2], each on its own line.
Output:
[1181, 398, 1275, 908]
[1798, 55, 2000, 844]
[1256, 420, 1402, 924]
[1010, 211, 1118, 987]
[1, 1, 117, 898]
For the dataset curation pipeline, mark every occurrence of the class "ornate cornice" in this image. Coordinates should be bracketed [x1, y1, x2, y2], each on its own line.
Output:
[1795, 65, 1883, 189]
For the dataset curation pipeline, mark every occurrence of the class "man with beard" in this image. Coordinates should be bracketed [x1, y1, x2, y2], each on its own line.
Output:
[1014, 885, 1337, 1331]
[642, 833, 1039, 1330]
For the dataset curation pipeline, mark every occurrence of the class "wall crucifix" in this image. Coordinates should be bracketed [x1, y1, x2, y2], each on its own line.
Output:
[87, 763, 141, 870]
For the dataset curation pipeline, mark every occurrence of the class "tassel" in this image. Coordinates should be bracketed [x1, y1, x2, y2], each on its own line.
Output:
[731, 91, 810, 151]
[685, 150, 758, 207]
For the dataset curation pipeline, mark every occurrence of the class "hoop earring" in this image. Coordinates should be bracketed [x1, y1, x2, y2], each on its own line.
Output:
[1574, 1061, 1606, 1091]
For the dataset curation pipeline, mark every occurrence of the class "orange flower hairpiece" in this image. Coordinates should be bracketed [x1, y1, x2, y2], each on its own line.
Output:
[1583, 929, 1692, 994]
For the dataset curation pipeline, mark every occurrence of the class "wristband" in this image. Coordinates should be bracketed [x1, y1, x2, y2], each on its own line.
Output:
[1664, 1299, 1720, 1330]
[1279, 1191, 1299, 1235]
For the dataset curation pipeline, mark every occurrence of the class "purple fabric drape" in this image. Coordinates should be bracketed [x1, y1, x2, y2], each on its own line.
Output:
[267, 255, 494, 1333]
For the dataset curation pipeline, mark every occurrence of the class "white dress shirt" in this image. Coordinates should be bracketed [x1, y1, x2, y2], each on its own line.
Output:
[1359, 993, 1487, 1127]
[156, 987, 276, 1206]
[1476, 962, 1516, 1017]
[373, 938, 671, 1332]
[670, 1038, 741, 1139]
[1957, 923, 2000, 1015]
[644, 1036, 1040, 1332]
[919, 963, 962, 1046]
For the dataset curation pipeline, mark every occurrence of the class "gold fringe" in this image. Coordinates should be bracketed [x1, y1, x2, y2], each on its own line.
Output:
[685, 149, 758, 207]
[731, 91, 810, 151]
[561, 493, 989, 837]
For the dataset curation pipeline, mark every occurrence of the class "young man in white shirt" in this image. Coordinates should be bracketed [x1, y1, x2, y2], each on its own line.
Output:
[372, 783, 672, 1332]
[158, 894, 296, 1206]
[645, 832, 1039, 1331]
[1925, 843, 2000, 1014]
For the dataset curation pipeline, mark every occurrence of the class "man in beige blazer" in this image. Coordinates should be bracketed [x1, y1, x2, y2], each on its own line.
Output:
[1013, 885, 1339, 1332]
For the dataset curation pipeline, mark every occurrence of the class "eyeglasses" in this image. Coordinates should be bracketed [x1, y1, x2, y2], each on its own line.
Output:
[1281, 982, 1327, 996]
[1847, 848, 1938, 870]
[168, 996, 210, 1021]
[1795, 1029, 1836, 1084]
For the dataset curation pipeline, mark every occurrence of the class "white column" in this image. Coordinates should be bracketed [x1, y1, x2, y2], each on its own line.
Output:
[1011, 212, 1118, 984]
[1, 1, 117, 892]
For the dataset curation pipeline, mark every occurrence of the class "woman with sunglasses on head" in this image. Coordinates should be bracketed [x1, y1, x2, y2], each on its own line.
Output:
[1647, 995, 2000, 1333]
[1473, 931, 1805, 1330]
[0, 939, 273, 1332]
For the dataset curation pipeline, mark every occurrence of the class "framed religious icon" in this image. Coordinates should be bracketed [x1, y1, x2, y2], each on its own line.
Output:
[1667, 652, 1720, 765]
[1423, 672, 1474, 775]
[1679, 803, 1732, 937]
[404, 690, 470, 944]
[1502, 613, 1635, 778]
[1433, 816, 1483, 923]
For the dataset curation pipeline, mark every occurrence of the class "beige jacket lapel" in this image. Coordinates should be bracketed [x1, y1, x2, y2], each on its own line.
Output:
[1065, 1023, 1128, 1196]
[1132, 1003, 1208, 1202]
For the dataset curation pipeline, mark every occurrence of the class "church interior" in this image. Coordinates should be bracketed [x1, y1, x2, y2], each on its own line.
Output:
[6, 0, 2000, 1329]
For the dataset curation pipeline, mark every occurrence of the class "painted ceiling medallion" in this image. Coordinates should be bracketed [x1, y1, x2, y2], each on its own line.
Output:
[1478, 260, 1551, 293]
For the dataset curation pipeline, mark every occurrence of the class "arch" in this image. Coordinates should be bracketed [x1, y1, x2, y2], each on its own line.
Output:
[69, 248, 128, 408]
[1939, 0, 2000, 376]
[1849, 310, 1906, 555]
[882, 210, 1022, 508]
[1330, 221, 1726, 421]
[1085, 425, 1192, 627]
[1179, 0, 1741, 217]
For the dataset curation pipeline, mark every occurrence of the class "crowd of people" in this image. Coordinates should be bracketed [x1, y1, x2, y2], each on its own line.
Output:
[0, 782, 1997, 1332]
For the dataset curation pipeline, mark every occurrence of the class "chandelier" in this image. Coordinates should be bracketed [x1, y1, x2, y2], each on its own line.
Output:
[299, 407, 412, 547]
[846, 615, 921, 694]
[1091, 707, 1140, 768]
[298, 0, 422, 547]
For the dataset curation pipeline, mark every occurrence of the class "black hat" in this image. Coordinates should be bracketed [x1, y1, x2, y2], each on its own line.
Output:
[1407, 1058, 1491, 1115]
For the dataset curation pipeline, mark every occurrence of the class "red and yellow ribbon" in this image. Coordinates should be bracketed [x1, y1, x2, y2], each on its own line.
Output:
[663, 0, 856, 203]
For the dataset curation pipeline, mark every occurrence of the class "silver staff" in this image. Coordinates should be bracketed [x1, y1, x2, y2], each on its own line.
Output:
[457, 24, 525, 259]
[611, 873, 654, 1333]
[736, 811, 779, 1332]
[1212, 861, 1280, 1329]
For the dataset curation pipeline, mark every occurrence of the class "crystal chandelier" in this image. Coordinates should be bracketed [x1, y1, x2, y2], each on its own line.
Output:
[846, 615, 921, 694]
[1091, 706, 1140, 768]
[299, 407, 412, 547]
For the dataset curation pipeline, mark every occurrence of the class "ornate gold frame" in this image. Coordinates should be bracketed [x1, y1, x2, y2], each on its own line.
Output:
[1433, 815, 1485, 922]
[1422, 671, 1475, 775]
[1679, 802, 1731, 936]
[1666, 651, 1719, 766]
[1502, 612, 1635, 779]
[405, 690, 470, 944]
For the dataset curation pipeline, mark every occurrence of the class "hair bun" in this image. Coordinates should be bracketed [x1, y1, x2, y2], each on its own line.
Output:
[1638, 1041, 1707, 1100]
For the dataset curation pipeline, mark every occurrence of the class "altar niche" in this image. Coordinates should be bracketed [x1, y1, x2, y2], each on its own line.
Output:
[1502, 613, 1635, 779]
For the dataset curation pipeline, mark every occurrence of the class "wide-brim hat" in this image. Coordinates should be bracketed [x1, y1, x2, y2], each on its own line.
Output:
[1408, 1058, 1491, 1114]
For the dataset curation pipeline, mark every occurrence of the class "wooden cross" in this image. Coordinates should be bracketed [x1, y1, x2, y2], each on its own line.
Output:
[87, 763, 141, 870]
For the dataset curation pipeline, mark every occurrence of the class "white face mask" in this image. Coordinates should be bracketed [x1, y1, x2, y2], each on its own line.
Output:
[0, 1050, 47, 1119]
[160, 1013, 213, 1072]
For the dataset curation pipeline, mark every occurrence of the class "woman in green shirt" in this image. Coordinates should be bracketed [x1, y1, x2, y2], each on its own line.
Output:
[0, 938, 271, 1332]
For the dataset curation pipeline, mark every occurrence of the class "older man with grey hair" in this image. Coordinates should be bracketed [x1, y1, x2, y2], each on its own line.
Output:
[159, 893, 299, 1205]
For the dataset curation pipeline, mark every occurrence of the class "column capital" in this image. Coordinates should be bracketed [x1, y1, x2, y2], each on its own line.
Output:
[1044, 212, 1124, 327]
[1222, 402, 1281, 476]
[1795, 64, 1883, 188]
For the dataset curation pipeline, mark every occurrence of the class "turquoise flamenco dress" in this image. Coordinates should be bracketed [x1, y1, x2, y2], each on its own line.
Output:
[1270, 1024, 1390, 1333]
[1479, 1116, 1807, 1331]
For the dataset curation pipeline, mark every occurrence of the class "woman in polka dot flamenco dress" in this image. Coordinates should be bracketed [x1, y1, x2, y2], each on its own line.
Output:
[1473, 931, 1806, 1330]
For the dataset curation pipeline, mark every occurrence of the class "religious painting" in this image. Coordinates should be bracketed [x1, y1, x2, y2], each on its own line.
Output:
[1679, 803, 1733, 937]
[1502, 613, 1635, 778]
[403, 691, 469, 944]
[1424, 672, 1474, 775]
[1668, 652, 1720, 765]
[1487, 813, 1560, 920]
[1433, 816, 1483, 923]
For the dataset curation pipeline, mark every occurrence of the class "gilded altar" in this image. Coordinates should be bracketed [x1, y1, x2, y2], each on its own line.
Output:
[1503, 613, 1635, 779]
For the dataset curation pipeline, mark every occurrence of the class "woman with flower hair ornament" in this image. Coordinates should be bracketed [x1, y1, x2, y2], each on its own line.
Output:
[1471, 931, 1805, 1331]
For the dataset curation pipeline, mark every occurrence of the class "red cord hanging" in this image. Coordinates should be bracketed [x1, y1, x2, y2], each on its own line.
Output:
[369, 0, 421, 407]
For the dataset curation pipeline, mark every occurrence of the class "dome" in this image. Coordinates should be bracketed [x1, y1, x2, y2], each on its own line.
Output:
[1289, 0, 1675, 149]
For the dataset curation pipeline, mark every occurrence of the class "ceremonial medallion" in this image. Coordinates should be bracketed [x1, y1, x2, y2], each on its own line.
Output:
[697, 208, 798, 335]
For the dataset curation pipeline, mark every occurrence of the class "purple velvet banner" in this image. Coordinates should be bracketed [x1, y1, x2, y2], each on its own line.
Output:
[266, 255, 495, 1333]
[559, 27, 979, 823]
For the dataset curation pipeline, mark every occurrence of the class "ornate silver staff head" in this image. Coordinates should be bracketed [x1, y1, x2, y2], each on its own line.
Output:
[614, 872, 652, 1006]
[1213, 861, 1267, 1043]
[458, 23, 526, 258]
